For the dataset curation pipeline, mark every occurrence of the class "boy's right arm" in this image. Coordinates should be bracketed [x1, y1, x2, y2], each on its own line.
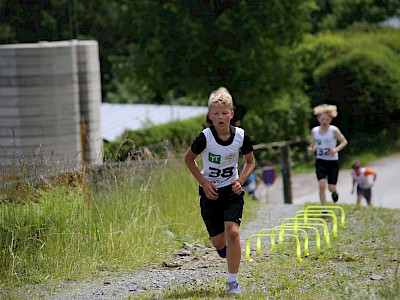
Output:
[307, 131, 316, 155]
[351, 178, 356, 194]
[184, 148, 218, 200]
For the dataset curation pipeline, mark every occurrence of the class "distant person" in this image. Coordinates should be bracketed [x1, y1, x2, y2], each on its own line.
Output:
[351, 161, 377, 207]
[185, 87, 255, 295]
[307, 104, 348, 205]
[242, 172, 261, 200]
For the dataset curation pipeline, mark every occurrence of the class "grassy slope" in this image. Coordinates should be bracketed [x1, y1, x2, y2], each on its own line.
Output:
[1, 153, 399, 299]
[157, 203, 400, 299]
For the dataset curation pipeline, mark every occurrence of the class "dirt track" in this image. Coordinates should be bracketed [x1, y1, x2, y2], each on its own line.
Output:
[255, 153, 400, 209]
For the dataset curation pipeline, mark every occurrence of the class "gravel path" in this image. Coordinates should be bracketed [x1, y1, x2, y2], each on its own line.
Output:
[6, 154, 399, 299]
[8, 180, 303, 299]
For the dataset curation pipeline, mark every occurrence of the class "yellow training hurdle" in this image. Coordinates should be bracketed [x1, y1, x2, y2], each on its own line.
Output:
[296, 210, 338, 238]
[305, 205, 346, 228]
[245, 206, 346, 263]
[280, 217, 331, 248]
[246, 232, 303, 262]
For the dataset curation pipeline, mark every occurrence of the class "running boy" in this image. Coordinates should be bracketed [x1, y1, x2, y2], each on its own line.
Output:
[351, 161, 377, 207]
[184, 87, 255, 295]
[307, 104, 348, 205]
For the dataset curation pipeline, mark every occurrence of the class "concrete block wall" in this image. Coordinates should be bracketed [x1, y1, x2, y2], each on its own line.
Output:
[0, 40, 103, 176]
[75, 41, 103, 166]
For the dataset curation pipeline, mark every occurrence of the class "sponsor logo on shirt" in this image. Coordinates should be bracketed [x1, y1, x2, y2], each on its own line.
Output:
[225, 153, 236, 162]
[208, 152, 221, 164]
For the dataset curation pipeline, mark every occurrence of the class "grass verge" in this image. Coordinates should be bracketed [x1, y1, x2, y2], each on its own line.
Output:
[146, 204, 400, 299]
[0, 159, 208, 287]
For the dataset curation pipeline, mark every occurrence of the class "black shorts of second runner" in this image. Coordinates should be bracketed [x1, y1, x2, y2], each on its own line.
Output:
[199, 185, 244, 238]
[315, 159, 339, 185]
[357, 186, 372, 204]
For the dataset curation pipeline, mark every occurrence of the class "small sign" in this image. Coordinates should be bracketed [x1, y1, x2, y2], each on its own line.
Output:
[262, 165, 276, 186]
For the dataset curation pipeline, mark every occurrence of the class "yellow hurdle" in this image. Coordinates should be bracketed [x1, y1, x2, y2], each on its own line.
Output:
[280, 217, 331, 248]
[273, 225, 321, 254]
[257, 227, 309, 257]
[305, 205, 346, 228]
[246, 232, 303, 262]
[296, 210, 338, 238]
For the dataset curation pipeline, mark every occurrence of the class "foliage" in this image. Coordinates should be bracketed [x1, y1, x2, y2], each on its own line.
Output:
[1, 1, 400, 159]
[0, 159, 206, 286]
[295, 29, 400, 153]
[105, 1, 317, 145]
[104, 116, 206, 161]
[312, 0, 400, 32]
[108, 1, 316, 102]
[243, 91, 312, 144]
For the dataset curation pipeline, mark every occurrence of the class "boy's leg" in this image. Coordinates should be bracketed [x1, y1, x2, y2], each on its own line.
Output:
[318, 179, 327, 205]
[328, 184, 339, 202]
[327, 161, 340, 202]
[225, 221, 241, 274]
[364, 188, 372, 207]
[225, 221, 242, 295]
[210, 233, 227, 258]
[356, 194, 363, 205]
[222, 187, 244, 294]
[315, 160, 329, 205]
[356, 186, 364, 205]
[199, 187, 227, 257]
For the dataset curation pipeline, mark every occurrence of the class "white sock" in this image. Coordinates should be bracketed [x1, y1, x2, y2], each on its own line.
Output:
[227, 272, 238, 283]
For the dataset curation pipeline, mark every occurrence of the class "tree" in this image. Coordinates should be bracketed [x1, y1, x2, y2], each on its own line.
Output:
[107, 0, 316, 143]
[312, 0, 400, 32]
[0, 0, 317, 143]
[296, 29, 400, 150]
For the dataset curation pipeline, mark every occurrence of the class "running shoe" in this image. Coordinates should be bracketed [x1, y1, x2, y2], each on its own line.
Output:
[226, 281, 241, 295]
[332, 191, 339, 203]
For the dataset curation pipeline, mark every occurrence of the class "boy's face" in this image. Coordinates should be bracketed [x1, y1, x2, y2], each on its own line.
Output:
[208, 104, 233, 128]
[353, 166, 361, 175]
[317, 113, 332, 126]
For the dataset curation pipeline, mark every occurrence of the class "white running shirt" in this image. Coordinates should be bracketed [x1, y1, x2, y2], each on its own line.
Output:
[312, 125, 339, 161]
[351, 168, 373, 189]
[190, 126, 253, 188]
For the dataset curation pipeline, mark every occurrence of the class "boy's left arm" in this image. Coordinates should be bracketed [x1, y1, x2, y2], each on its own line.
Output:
[332, 128, 348, 155]
[232, 152, 255, 195]
[365, 169, 377, 186]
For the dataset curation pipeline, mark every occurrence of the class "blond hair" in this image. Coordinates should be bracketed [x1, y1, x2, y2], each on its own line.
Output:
[208, 87, 233, 110]
[313, 104, 338, 118]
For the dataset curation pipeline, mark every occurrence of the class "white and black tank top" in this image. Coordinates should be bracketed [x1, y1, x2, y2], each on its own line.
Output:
[312, 125, 339, 161]
[190, 125, 253, 188]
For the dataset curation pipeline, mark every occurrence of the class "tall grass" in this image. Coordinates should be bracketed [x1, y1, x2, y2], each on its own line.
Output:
[0, 158, 206, 287]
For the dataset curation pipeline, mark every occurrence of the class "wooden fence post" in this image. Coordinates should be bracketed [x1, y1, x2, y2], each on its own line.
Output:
[253, 139, 307, 204]
[280, 142, 292, 204]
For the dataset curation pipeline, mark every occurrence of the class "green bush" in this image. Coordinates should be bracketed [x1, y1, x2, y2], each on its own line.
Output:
[104, 116, 206, 161]
[296, 29, 400, 154]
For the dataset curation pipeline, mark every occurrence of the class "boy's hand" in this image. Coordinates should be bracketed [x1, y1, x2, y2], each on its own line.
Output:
[231, 180, 244, 195]
[328, 148, 338, 155]
[307, 146, 315, 156]
[202, 181, 218, 200]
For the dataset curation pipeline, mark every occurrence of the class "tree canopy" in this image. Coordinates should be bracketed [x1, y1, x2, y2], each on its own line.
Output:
[1, 0, 400, 148]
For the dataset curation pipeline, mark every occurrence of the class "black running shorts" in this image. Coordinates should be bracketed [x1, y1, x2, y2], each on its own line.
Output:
[199, 185, 244, 238]
[357, 186, 372, 204]
[315, 159, 339, 185]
